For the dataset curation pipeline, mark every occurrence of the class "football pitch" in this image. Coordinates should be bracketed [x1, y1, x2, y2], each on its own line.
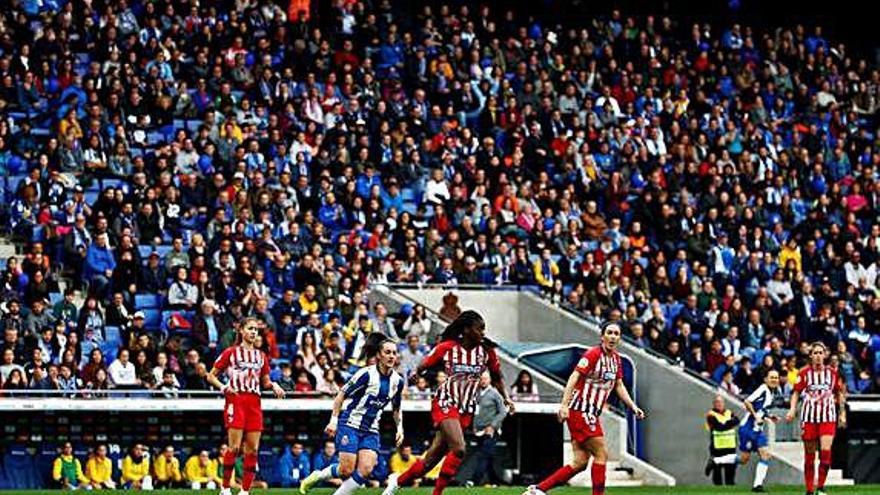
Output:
[3, 487, 880, 495]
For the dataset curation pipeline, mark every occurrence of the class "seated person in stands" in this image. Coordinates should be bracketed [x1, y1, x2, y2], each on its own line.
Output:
[121, 444, 153, 490]
[52, 442, 90, 490]
[85, 444, 116, 490]
[153, 445, 184, 488]
[185, 450, 221, 490]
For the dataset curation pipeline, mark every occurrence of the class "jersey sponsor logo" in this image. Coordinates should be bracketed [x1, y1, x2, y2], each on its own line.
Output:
[234, 361, 263, 371]
[807, 383, 831, 392]
[451, 364, 483, 375]
[602, 371, 617, 381]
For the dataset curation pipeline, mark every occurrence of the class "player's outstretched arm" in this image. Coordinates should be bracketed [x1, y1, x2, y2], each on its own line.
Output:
[261, 374, 286, 398]
[785, 390, 799, 422]
[326, 389, 346, 437]
[614, 379, 645, 419]
[490, 370, 515, 414]
[393, 406, 404, 447]
[558, 369, 581, 422]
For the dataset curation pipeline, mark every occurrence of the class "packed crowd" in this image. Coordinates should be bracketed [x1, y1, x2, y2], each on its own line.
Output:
[1, 0, 880, 400]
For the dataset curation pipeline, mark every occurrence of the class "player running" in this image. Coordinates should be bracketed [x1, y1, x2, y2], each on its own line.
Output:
[786, 342, 846, 495]
[737, 369, 782, 492]
[206, 318, 285, 495]
[524, 321, 645, 495]
[383, 310, 514, 495]
[300, 333, 405, 495]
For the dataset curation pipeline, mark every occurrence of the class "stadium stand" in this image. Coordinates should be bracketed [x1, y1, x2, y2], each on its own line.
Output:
[1, 0, 880, 488]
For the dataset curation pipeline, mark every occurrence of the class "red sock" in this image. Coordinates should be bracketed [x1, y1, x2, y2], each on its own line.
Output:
[222, 450, 237, 488]
[241, 453, 258, 491]
[818, 450, 832, 489]
[591, 462, 606, 495]
[537, 465, 577, 492]
[398, 459, 427, 486]
[432, 452, 463, 495]
[804, 452, 815, 493]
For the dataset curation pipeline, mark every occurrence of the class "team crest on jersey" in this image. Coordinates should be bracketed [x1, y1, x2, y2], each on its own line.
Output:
[578, 358, 589, 368]
[340, 435, 349, 446]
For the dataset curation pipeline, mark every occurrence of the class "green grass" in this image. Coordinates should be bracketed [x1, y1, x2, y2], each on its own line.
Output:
[3, 488, 880, 495]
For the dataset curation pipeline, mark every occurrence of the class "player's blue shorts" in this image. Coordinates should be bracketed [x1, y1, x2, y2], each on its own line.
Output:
[336, 424, 381, 454]
[738, 424, 769, 452]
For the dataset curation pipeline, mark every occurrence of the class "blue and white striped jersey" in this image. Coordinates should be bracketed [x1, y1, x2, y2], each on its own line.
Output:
[339, 365, 404, 434]
[740, 383, 777, 431]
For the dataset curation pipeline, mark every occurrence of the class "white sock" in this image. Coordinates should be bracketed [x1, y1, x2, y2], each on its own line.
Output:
[318, 464, 337, 480]
[333, 476, 363, 495]
[713, 453, 738, 464]
[754, 460, 769, 487]
[238, 490, 249, 495]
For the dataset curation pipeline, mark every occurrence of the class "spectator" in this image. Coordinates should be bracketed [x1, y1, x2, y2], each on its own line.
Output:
[52, 442, 90, 490]
[510, 370, 540, 402]
[121, 444, 153, 490]
[470, 371, 508, 486]
[85, 444, 116, 490]
[83, 233, 115, 298]
[153, 446, 184, 489]
[107, 349, 139, 389]
[311, 440, 342, 487]
[390, 444, 422, 487]
[184, 450, 221, 490]
[278, 442, 311, 488]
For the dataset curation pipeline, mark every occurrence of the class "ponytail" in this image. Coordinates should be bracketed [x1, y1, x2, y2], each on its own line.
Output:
[439, 310, 484, 343]
[362, 332, 392, 361]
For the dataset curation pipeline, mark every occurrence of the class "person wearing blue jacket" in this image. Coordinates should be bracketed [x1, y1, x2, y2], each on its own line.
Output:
[84, 233, 116, 298]
[279, 442, 311, 488]
[311, 440, 342, 487]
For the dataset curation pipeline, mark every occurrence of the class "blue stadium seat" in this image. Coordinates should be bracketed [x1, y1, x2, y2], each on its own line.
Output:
[104, 326, 122, 348]
[135, 294, 160, 309]
[84, 190, 99, 205]
[142, 309, 161, 330]
[478, 268, 495, 284]
[48, 292, 63, 306]
[138, 245, 154, 259]
[3, 445, 38, 489]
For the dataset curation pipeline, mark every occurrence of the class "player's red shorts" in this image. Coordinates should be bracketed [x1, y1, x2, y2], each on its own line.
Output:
[567, 410, 604, 443]
[431, 399, 473, 430]
[801, 422, 836, 441]
[224, 393, 263, 432]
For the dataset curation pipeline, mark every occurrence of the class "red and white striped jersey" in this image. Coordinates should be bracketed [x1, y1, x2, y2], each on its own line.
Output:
[569, 346, 622, 417]
[421, 340, 501, 414]
[212, 345, 270, 395]
[794, 365, 842, 424]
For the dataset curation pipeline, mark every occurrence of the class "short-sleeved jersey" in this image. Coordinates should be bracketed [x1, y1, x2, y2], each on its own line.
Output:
[421, 340, 501, 414]
[740, 383, 777, 431]
[212, 345, 270, 395]
[569, 346, 623, 417]
[794, 365, 842, 424]
[339, 365, 405, 434]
